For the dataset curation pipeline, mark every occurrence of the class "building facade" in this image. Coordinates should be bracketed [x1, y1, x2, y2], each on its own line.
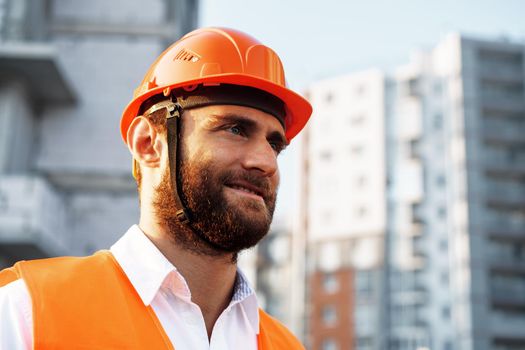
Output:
[303, 34, 525, 350]
[0, 0, 198, 267]
[303, 70, 387, 350]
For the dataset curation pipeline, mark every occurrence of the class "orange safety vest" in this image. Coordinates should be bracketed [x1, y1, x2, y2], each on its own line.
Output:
[0, 251, 304, 349]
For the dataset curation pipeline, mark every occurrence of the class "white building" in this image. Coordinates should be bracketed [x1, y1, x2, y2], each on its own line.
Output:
[302, 34, 525, 350]
[303, 70, 387, 350]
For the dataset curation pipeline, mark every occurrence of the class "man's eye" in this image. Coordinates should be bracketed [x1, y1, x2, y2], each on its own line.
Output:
[270, 142, 284, 154]
[229, 126, 241, 135]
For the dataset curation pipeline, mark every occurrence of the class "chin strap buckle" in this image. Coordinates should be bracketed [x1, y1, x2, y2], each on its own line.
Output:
[176, 209, 190, 224]
[143, 99, 182, 119]
[166, 102, 183, 119]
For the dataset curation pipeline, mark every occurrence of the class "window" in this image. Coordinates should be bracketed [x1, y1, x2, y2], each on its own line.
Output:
[442, 306, 451, 320]
[407, 78, 420, 96]
[434, 113, 443, 129]
[322, 210, 333, 223]
[479, 49, 523, 66]
[481, 80, 524, 99]
[356, 336, 373, 350]
[322, 273, 339, 293]
[321, 338, 338, 350]
[409, 139, 421, 159]
[513, 244, 525, 261]
[319, 242, 341, 271]
[0, 191, 7, 212]
[350, 145, 364, 155]
[440, 271, 449, 286]
[412, 202, 424, 224]
[436, 174, 446, 186]
[506, 146, 521, 163]
[322, 305, 337, 326]
[356, 206, 368, 217]
[349, 114, 365, 126]
[355, 270, 373, 295]
[320, 150, 332, 161]
[437, 206, 447, 218]
[433, 81, 443, 95]
[356, 176, 367, 187]
[355, 84, 366, 96]
[268, 236, 289, 264]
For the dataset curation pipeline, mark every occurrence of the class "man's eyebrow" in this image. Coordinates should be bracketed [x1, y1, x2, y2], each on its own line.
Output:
[208, 113, 257, 129]
[267, 130, 288, 147]
[208, 113, 287, 145]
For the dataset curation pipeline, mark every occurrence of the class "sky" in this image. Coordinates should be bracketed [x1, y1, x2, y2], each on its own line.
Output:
[199, 0, 525, 225]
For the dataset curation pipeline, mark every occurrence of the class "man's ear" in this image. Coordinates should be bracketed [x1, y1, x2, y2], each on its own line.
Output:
[126, 116, 162, 170]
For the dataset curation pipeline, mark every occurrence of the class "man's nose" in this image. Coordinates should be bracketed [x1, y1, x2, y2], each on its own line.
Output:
[241, 140, 278, 177]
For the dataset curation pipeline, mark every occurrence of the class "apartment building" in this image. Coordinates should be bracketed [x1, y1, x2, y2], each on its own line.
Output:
[302, 34, 525, 350]
[303, 70, 386, 350]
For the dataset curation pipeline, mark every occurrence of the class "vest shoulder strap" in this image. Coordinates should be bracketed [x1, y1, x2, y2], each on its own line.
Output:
[258, 308, 305, 349]
[12, 251, 173, 350]
[0, 265, 20, 287]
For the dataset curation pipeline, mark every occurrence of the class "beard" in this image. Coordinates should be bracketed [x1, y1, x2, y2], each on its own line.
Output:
[152, 155, 277, 258]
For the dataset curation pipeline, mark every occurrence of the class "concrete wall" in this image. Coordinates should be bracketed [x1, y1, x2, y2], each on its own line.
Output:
[0, 0, 198, 258]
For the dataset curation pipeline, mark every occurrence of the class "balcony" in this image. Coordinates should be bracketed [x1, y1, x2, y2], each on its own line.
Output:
[411, 202, 425, 224]
[485, 184, 525, 209]
[480, 95, 525, 114]
[479, 64, 524, 84]
[391, 289, 428, 305]
[412, 235, 426, 258]
[409, 139, 422, 160]
[0, 43, 76, 105]
[398, 255, 426, 271]
[402, 222, 423, 237]
[0, 176, 67, 266]
[486, 226, 525, 241]
[490, 259, 525, 274]
[491, 311, 525, 338]
[483, 124, 525, 146]
[491, 287, 525, 307]
[485, 159, 525, 180]
[484, 211, 525, 239]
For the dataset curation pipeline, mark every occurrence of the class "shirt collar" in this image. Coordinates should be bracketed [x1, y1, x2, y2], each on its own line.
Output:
[231, 269, 260, 334]
[110, 225, 183, 306]
[110, 225, 260, 333]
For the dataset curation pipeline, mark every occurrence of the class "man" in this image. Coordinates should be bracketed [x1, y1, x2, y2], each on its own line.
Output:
[0, 27, 312, 349]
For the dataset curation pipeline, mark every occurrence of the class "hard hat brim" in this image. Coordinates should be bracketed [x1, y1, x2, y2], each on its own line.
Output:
[120, 74, 312, 144]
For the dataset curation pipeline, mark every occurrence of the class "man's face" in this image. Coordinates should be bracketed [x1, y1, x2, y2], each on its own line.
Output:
[153, 104, 287, 257]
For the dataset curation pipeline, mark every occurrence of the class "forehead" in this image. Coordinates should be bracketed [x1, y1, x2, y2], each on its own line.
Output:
[187, 104, 285, 134]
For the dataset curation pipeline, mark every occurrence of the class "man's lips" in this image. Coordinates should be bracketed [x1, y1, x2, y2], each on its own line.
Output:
[225, 180, 266, 200]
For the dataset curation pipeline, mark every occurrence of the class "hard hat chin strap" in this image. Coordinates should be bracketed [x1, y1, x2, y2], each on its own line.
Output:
[165, 102, 190, 224]
[164, 100, 228, 252]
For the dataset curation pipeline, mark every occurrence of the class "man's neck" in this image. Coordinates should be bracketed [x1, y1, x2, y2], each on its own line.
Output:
[139, 221, 237, 339]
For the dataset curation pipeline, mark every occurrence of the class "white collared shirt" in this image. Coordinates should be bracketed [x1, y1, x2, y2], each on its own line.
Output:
[0, 225, 259, 350]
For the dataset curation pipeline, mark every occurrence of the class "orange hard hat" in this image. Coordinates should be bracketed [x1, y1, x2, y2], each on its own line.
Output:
[120, 27, 312, 143]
